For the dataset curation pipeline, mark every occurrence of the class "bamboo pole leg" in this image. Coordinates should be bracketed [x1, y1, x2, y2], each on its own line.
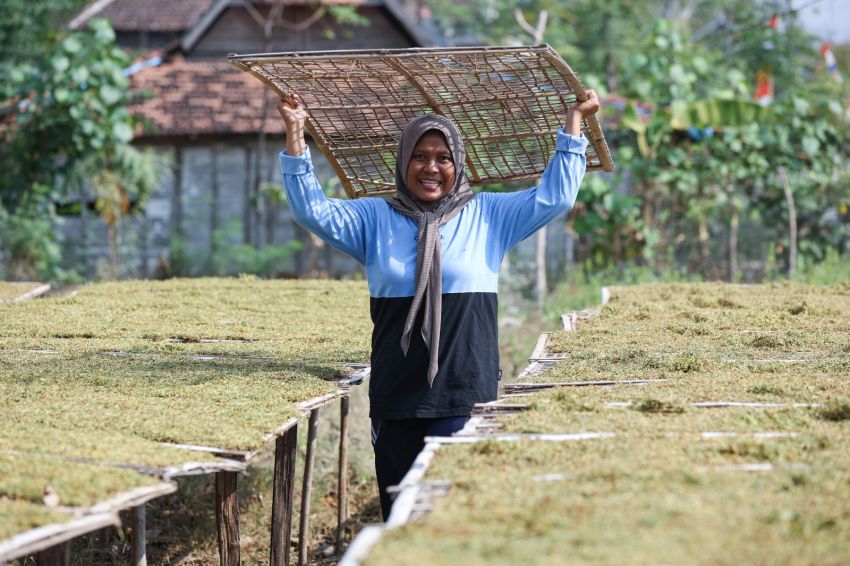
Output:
[336, 396, 350, 556]
[130, 504, 147, 566]
[297, 408, 319, 566]
[215, 471, 241, 566]
[35, 541, 70, 566]
[270, 424, 298, 566]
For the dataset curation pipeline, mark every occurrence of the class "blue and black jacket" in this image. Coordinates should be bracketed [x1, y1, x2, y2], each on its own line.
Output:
[280, 130, 588, 419]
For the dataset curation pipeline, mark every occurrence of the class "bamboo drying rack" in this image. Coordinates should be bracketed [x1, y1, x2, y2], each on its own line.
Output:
[229, 45, 614, 199]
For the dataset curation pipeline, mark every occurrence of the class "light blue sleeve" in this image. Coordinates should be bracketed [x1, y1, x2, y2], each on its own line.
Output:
[279, 147, 373, 265]
[485, 129, 589, 254]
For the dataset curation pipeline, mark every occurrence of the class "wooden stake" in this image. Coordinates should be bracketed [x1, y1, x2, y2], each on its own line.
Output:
[270, 424, 298, 566]
[215, 471, 240, 566]
[298, 409, 319, 566]
[35, 541, 70, 566]
[779, 166, 797, 276]
[336, 396, 350, 555]
[130, 504, 146, 566]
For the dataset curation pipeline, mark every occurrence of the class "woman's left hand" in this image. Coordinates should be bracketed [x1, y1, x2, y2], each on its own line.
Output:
[565, 89, 601, 136]
[574, 89, 601, 118]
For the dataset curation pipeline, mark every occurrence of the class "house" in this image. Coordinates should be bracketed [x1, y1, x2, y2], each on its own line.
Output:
[65, 0, 440, 278]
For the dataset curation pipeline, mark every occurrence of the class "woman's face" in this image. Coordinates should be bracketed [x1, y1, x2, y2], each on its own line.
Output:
[405, 131, 456, 203]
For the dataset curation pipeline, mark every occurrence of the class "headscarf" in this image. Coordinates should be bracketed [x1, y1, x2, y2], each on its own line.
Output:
[388, 114, 474, 387]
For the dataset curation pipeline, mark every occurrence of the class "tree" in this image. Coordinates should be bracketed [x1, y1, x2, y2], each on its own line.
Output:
[0, 19, 154, 281]
[417, 0, 850, 281]
[615, 16, 849, 279]
[0, 0, 90, 66]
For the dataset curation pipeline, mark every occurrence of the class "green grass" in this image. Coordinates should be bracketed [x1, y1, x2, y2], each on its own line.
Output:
[0, 277, 374, 547]
[0, 421, 223, 470]
[1, 278, 371, 455]
[1, 350, 343, 451]
[364, 282, 850, 565]
[534, 282, 850, 384]
[0, 277, 370, 362]
[367, 434, 850, 565]
[0, 454, 161, 540]
[0, 500, 71, 541]
[0, 455, 159, 507]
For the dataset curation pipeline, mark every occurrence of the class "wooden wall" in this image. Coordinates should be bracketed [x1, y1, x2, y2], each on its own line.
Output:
[191, 5, 416, 57]
[58, 138, 365, 280]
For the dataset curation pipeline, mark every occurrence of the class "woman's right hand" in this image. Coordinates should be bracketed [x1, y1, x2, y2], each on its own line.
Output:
[277, 93, 308, 156]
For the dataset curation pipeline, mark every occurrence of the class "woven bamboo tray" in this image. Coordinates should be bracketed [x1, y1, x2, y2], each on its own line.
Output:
[229, 45, 613, 199]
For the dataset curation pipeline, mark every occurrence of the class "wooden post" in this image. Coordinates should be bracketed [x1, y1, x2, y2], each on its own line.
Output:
[270, 424, 298, 566]
[336, 396, 350, 555]
[35, 541, 70, 566]
[215, 471, 241, 566]
[130, 504, 147, 566]
[297, 409, 319, 566]
[779, 166, 798, 277]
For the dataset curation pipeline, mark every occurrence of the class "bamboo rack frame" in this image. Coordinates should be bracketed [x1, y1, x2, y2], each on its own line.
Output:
[0, 483, 175, 563]
[0, 282, 51, 303]
[1, 368, 367, 565]
[229, 45, 614, 199]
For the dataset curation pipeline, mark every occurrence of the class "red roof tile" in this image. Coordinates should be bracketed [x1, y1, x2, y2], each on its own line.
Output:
[129, 55, 284, 137]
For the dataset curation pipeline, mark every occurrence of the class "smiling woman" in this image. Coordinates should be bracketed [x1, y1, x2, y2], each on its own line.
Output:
[405, 132, 456, 202]
[277, 90, 600, 520]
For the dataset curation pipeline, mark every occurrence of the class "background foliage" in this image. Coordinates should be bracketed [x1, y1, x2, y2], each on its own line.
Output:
[1, 0, 848, 285]
[0, 2, 157, 282]
[432, 0, 849, 284]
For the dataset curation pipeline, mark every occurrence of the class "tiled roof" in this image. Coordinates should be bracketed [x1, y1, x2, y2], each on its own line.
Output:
[129, 55, 283, 137]
[70, 0, 217, 32]
[70, 0, 374, 33]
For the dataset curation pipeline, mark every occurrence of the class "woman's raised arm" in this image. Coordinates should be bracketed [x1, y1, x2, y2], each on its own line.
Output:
[485, 89, 601, 253]
[277, 94, 372, 265]
[278, 94, 308, 156]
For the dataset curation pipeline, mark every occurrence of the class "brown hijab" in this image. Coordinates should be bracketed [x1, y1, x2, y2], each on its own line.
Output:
[388, 115, 474, 387]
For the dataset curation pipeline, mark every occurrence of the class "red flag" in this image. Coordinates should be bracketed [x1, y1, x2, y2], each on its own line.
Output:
[754, 71, 773, 106]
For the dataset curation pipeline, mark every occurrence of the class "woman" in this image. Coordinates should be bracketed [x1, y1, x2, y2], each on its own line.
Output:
[278, 92, 600, 520]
